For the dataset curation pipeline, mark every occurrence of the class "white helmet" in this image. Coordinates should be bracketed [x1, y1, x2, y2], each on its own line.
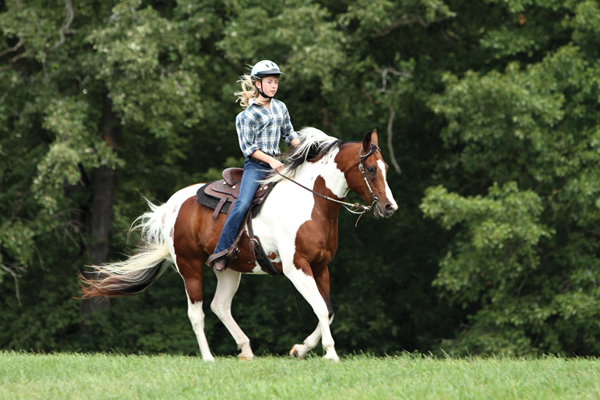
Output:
[251, 60, 283, 78]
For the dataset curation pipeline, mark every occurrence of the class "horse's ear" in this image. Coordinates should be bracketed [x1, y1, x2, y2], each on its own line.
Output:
[362, 129, 378, 151]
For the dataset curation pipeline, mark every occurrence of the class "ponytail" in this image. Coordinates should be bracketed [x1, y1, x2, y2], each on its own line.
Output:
[234, 74, 258, 109]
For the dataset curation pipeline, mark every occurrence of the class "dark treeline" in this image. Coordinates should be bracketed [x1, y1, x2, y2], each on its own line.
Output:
[1, 0, 599, 357]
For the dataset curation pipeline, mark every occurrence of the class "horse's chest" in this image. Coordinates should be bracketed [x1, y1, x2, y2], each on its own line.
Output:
[252, 184, 314, 241]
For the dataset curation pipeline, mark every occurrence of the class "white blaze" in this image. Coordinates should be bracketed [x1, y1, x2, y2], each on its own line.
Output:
[377, 160, 397, 209]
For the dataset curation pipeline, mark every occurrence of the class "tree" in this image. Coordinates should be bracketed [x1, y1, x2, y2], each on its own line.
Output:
[423, 0, 600, 355]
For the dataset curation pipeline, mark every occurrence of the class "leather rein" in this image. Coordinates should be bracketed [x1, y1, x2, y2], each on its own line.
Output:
[276, 143, 381, 217]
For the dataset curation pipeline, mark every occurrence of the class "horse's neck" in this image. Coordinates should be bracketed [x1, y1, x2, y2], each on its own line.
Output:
[295, 148, 349, 200]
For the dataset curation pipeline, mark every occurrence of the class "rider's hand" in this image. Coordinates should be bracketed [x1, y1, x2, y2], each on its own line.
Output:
[269, 157, 284, 172]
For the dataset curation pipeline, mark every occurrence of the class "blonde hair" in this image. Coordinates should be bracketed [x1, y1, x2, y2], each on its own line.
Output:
[234, 74, 259, 109]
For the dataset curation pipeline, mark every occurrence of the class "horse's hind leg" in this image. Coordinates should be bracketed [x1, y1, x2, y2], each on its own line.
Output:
[176, 255, 214, 362]
[210, 268, 254, 360]
[186, 293, 214, 362]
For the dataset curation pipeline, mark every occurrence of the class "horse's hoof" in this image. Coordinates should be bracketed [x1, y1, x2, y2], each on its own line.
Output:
[323, 349, 339, 363]
[289, 345, 306, 359]
[238, 353, 254, 361]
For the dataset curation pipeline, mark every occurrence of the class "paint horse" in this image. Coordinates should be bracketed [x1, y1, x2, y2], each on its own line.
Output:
[81, 127, 398, 361]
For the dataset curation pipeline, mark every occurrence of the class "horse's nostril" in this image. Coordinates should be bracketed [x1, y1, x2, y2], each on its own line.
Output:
[383, 204, 396, 217]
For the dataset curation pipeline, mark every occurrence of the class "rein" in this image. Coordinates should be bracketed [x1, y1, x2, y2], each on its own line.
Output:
[275, 143, 381, 221]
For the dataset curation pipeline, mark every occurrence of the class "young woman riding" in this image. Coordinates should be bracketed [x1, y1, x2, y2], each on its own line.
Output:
[207, 60, 301, 272]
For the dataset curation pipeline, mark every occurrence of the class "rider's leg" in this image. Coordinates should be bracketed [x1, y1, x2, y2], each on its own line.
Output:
[210, 159, 270, 271]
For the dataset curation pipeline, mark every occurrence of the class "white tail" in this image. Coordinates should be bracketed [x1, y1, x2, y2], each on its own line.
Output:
[80, 200, 173, 298]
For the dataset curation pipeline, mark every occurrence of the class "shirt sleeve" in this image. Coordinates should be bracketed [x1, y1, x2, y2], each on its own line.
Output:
[279, 104, 298, 145]
[236, 111, 260, 158]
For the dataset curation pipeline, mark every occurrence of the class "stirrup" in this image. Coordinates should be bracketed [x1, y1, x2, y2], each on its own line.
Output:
[207, 247, 236, 267]
[212, 257, 228, 272]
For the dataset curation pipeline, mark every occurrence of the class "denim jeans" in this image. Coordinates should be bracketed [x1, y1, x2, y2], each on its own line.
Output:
[213, 159, 271, 255]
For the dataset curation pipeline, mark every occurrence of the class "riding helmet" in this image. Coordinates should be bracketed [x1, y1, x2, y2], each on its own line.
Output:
[251, 60, 284, 79]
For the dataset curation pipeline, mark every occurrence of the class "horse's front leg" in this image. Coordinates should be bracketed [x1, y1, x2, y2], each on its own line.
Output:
[290, 316, 335, 359]
[285, 263, 339, 362]
[210, 268, 254, 360]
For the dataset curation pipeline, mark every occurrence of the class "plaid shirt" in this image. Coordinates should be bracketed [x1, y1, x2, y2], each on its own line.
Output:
[236, 98, 298, 158]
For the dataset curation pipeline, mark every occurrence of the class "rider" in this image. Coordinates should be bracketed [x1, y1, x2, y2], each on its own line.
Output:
[208, 60, 301, 272]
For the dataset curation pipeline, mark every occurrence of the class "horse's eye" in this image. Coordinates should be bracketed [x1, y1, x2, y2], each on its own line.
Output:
[367, 167, 376, 174]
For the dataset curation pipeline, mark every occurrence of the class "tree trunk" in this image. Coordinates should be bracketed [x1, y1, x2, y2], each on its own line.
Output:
[81, 96, 120, 316]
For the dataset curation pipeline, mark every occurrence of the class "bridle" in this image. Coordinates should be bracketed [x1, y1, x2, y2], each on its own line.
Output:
[357, 143, 381, 212]
[275, 142, 381, 218]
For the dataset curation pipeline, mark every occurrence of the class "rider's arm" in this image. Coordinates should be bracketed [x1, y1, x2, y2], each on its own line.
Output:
[250, 149, 284, 172]
[236, 113, 260, 158]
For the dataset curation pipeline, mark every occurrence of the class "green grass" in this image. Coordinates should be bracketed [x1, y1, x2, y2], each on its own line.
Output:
[1, 352, 599, 399]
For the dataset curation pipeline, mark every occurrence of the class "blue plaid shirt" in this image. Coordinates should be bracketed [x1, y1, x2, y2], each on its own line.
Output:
[236, 98, 298, 159]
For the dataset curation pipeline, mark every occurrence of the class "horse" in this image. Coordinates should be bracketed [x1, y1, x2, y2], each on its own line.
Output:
[80, 127, 398, 362]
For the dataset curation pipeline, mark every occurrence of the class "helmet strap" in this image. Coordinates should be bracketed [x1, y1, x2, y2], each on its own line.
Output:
[255, 79, 273, 99]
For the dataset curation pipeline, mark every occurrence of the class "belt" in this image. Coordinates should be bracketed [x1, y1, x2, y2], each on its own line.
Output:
[249, 154, 280, 164]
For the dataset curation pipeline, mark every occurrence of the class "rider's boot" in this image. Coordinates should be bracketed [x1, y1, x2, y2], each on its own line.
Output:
[207, 247, 235, 272]
[211, 257, 228, 272]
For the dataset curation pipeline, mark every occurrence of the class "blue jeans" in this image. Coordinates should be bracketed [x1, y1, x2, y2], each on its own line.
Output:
[214, 159, 271, 255]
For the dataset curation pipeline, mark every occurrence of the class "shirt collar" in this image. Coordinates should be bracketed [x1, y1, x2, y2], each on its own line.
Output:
[249, 98, 275, 108]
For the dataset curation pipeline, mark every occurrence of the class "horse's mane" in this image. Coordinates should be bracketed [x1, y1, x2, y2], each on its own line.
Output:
[263, 127, 343, 184]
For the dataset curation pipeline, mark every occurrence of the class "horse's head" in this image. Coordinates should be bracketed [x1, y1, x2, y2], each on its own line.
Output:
[341, 130, 398, 218]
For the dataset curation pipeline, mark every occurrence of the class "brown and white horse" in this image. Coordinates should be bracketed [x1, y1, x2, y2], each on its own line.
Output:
[81, 127, 397, 361]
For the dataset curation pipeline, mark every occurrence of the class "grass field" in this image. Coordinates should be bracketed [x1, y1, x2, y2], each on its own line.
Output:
[1, 352, 599, 399]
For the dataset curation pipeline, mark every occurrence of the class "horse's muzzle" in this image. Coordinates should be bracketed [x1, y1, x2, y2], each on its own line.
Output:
[374, 202, 397, 218]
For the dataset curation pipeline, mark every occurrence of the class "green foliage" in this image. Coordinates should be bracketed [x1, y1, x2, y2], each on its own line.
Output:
[424, 0, 600, 355]
[2, 0, 600, 359]
[89, 0, 205, 135]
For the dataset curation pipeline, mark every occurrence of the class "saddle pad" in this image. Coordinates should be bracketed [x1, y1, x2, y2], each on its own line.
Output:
[196, 181, 232, 215]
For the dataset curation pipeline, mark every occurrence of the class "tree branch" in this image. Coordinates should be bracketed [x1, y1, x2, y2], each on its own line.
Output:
[361, 87, 402, 174]
[377, 67, 411, 93]
[386, 106, 402, 174]
[52, 0, 75, 50]
[0, 39, 23, 58]
[1, 263, 25, 307]
[10, 52, 27, 63]
[361, 87, 381, 105]
[377, 14, 454, 36]
[377, 15, 424, 36]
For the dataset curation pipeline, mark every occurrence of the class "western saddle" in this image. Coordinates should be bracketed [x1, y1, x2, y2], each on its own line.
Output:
[196, 168, 280, 275]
